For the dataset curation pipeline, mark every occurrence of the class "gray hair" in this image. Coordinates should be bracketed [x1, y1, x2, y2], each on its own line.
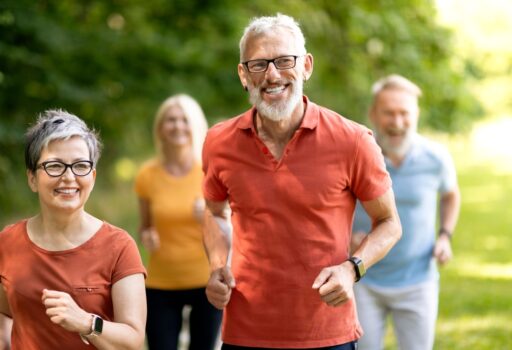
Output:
[25, 109, 102, 172]
[239, 13, 307, 62]
[371, 74, 422, 101]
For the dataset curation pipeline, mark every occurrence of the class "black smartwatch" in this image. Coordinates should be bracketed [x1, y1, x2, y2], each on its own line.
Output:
[91, 314, 103, 335]
[347, 256, 366, 282]
[80, 314, 103, 344]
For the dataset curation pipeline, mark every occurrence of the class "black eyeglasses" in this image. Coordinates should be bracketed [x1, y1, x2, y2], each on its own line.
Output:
[37, 160, 94, 177]
[242, 55, 303, 73]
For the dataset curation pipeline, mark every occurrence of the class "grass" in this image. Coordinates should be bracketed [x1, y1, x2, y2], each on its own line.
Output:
[434, 164, 512, 349]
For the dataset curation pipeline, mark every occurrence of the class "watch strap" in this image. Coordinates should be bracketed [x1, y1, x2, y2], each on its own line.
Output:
[438, 228, 453, 240]
[347, 256, 366, 282]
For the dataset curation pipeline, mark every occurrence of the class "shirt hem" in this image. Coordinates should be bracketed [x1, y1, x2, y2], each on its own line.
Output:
[222, 335, 359, 349]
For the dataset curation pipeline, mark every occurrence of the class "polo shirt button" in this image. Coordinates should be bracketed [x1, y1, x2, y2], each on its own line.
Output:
[262, 147, 269, 154]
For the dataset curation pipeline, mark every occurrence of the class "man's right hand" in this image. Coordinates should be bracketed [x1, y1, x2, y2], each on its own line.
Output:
[205, 266, 236, 310]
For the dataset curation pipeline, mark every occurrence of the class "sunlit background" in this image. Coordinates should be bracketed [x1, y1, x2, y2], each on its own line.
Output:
[0, 1, 511, 348]
[435, 0, 512, 173]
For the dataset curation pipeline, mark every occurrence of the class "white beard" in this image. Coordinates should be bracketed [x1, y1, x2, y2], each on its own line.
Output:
[375, 125, 417, 159]
[249, 78, 303, 122]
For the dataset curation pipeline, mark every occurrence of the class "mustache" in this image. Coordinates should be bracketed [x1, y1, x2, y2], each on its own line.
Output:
[384, 128, 407, 136]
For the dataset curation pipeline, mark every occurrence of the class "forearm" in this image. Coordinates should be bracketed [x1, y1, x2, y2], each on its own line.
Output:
[86, 321, 145, 350]
[86, 274, 146, 350]
[203, 204, 232, 271]
[353, 189, 402, 269]
[137, 198, 152, 235]
[439, 188, 461, 234]
[352, 215, 401, 268]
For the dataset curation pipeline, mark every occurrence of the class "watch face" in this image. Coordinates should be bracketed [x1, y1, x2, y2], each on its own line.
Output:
[357, 258, 366, 277]
[93, 315, 103, 334]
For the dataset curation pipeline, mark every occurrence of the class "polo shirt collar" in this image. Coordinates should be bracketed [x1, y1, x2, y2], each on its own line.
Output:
[236, 95, 319, 131]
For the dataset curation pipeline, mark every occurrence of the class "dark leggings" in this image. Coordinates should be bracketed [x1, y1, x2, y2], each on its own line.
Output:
[146, 287, 222, 350]
[221, 342, 357, 350]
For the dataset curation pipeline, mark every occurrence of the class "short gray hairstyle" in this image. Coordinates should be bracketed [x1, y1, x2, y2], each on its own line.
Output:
[371, 74, 422, 101]
[25, 109, 102, 172]
[239, 13, 307, 62]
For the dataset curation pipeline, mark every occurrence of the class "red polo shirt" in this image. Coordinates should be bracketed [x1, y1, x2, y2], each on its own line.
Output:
[202, 97, 391, 348]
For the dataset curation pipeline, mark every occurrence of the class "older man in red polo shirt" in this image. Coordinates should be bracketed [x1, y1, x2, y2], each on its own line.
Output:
[202, 13, 402, 350]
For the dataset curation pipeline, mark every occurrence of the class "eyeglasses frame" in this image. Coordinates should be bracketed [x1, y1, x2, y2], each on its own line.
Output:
[241, 55, 304, 73]
[37, 160, 94, 177]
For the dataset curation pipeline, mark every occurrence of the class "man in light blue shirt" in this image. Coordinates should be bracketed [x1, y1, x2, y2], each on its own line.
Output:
[351, 75, 461, 350]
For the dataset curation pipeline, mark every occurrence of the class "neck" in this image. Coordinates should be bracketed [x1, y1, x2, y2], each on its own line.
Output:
[161, 145, 194, 176]
[384, 152, 406, 167]
[28, 210, 99, 250]
[37, 206, 87, 231]
[256, 100, 305, 143]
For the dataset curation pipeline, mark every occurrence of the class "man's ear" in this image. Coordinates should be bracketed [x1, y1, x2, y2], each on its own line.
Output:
[238, 63, 248, 91]
[302, 53, 314, 81]
[27, 170, 38, 193]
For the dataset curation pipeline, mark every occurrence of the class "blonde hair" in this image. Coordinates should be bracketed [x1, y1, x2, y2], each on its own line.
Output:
[371, 74, 422, 106]
[153, 94, 208, 163]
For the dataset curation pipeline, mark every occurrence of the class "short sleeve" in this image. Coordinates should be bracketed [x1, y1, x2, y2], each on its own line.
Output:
[202, 131, 229, 201]
[112, 231, 147, 284]
[350, 129, 392, 202]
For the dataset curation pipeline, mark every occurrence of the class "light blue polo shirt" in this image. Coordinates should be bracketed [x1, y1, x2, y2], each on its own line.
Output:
[353, 134, 457, 288]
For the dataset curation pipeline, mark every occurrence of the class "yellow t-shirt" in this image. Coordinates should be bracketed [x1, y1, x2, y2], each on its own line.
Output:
[134, 159, 209, 289]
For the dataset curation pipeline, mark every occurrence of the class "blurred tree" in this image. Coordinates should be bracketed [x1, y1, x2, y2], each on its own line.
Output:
[0, 0, 482, 225]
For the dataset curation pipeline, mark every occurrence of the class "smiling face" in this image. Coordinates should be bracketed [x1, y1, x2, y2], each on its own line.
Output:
[370, 88, 419, 159]
[158, 104, 192, 149]
[27, 136, 96, 215]
[238, 28, 313, 121]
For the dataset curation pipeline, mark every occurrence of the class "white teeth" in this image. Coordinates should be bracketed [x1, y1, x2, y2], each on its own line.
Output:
[265, 86, 285, 94]
[55, 189, 78, 194]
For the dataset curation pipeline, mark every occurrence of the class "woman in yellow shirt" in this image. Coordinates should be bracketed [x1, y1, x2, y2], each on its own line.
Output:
[135, 94, 221, 350]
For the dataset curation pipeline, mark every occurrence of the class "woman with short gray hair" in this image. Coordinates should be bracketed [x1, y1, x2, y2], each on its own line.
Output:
[0, 109, 147, 350]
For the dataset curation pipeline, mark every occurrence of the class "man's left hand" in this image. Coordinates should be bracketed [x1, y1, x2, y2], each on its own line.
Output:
[433, 235, 453, 265]
[312, 262, 355, 307]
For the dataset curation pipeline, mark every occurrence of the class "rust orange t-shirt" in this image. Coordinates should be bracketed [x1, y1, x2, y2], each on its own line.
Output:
[0, 220, 146, 350]
[202, 97, 391, 348]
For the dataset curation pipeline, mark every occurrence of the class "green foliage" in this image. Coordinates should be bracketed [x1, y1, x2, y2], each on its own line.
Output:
[0, 0, 482, 224]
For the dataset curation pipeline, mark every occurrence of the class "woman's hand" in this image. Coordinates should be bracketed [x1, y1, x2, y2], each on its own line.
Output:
[41, 289, 91, 334]
[140, 228, 160, 252]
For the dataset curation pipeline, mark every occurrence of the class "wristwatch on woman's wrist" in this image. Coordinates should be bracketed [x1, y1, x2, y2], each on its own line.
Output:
[80, 314, 103, 345]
